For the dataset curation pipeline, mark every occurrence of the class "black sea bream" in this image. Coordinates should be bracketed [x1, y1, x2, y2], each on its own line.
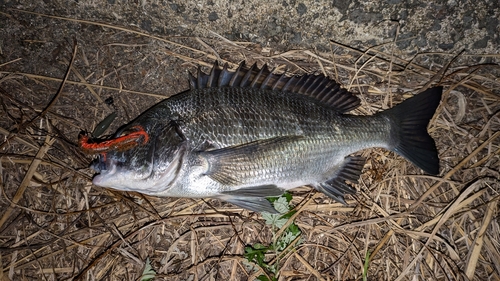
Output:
[80, 62, 442, 213]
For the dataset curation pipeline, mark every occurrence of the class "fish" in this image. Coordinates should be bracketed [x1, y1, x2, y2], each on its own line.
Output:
[79, 62, 442, 213]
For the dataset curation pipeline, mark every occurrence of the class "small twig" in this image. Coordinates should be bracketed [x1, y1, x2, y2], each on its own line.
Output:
[0, 135, 55, 229]
[0, 57, 22, 68]
[465, 199, 497, 279]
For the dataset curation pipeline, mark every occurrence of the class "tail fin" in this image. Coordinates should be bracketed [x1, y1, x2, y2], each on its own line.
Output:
[380, 87, 443, 175]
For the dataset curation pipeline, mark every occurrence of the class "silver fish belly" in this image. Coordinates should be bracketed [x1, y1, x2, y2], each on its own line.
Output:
[83, 62, 442, 213]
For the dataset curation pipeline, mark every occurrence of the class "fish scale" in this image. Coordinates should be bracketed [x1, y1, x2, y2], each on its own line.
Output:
[174, 88, 337, 145]
[199, 118, 388, 187]
[83, 62, 443, 213]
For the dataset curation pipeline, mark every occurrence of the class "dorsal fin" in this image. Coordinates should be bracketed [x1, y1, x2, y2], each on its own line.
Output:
[189, 61, 360, 113]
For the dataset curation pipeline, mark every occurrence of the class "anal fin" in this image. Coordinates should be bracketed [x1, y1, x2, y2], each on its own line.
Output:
[314, 156, 365, 205]
[220, 185, 283, 197]
[221, 196, 278, 214]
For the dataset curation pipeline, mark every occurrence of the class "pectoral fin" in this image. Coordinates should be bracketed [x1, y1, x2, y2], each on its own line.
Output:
[314, 156, 365, 204]
[200, 136, 303, 186]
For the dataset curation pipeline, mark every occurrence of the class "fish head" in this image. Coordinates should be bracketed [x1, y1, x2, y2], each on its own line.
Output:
[91, 123, 187, 194]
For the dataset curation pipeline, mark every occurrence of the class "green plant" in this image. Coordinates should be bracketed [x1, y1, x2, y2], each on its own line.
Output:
[244, 193, 302, 281]
[363, 250, 371, 281]
[140, 257, 156, 281]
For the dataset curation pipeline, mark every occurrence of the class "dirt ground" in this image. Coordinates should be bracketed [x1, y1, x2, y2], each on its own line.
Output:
[1, 1, 499, 280]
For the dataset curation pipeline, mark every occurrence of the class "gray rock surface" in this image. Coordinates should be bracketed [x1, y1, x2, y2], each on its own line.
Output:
[1, 0, 499, 55]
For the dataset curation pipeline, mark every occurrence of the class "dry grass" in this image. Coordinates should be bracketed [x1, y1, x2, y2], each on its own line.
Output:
[1, 9, 500, 281]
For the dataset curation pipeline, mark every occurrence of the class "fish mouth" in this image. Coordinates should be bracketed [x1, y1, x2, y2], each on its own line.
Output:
[90, 154, 109, 173]
[90, 134, 157, 188]
[90, 156, 154, 191]
[90, 154, 121, 188]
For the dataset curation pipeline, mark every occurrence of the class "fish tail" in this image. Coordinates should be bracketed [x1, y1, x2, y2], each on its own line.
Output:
[380, 87, 443, 175]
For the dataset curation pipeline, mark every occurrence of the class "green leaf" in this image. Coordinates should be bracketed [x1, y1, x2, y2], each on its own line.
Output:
[265, 263, 278, 274]
[252, 243, 268, 250]
[245, 244, 270, 266]
[266, 196, 279, 204]
[257, 275, 269, 281]
[140, 257, 156, 281]
[279, 209, 296, 220]
[287, 223, 301, 236]
[363, 250, 371, 281]
[273, 197, 290, 213]
[258, 274, 278, 281]
[254, 193, 303, 281]
[283, 192, 293, 203]
[262, 212, 288, 228]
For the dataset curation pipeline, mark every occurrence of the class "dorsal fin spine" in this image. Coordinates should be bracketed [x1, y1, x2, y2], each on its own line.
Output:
[190, 61, 360, 113]
[218, 63, 230, 87]
[310, 76, 326, 95]
[197, 67, 203, 89]
[229, 62, 245, 87]
[189, 72, 197, 89]
[241, 63, 256, 87]
[321, 84, 340, 102]
[261, 70, 274, 89]
[313, 79, 331, 100]
[207, 61, 218, 88]
[272, 72, 287, 90]
[295, 75, 310, 94]
[250, 64, 266, 88]
[282, 75, 296, 92]
[303, 75, 319, 96]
